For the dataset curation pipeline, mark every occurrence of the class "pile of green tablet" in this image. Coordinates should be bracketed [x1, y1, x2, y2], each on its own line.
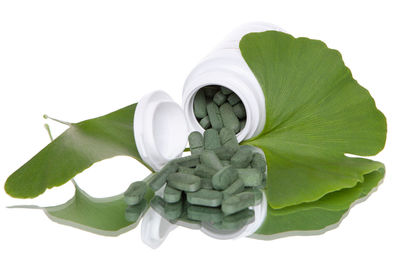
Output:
[124, 127, 266, 232]
[193, 85, 246, 133]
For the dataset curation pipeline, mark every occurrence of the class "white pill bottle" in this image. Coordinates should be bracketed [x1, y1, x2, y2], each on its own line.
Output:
[134, 22, 285, 248]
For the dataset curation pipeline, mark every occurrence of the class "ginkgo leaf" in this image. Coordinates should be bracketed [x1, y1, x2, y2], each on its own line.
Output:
[240, 31, 386, 208]
[253, 166, 384, 236]
[5, 104, 150, 199]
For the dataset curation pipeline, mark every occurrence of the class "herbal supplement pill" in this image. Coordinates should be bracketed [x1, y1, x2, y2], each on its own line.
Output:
[239, 120, 246, 131]
[199, 116, 211, 129]
[124, 181, 147, 205]
[220, 86, 232, 95]
[164, 185, 182, 203]
[219, 127, 238, 146]
[221, 192, 256, 215]
[214, 145, 237, 160]
[220, 103, 240, 133]
[251, 153, 267, 173]
[164, 200, 183, 221]
[213, 91, 227, 106]
[173, 154, 200, 168]
[200, 150, 224, 171]
[227, 93, 241, 106]
[244, 188, 263, 205]
[178, 166, 196, 175]
[194, 90, 207, 119]
[149, 162, 178, 191]
[188, 131, 204, 154]
[222, 178, 244, 199]
[167, 173, 201, 192]
[232, 102, 246, 119]
[201, 178, 213, 189]
[237, 168, 263, 187]
[186, 189, 223, 207]
[231, 147, 253, 168]
[194, 164, 218, 179]
[221, 208, 255, 230]
[125, 199, 147, 222]
[150, 195, 166, 216]
[187, 205, 223, 223]
[212, 166, 238, 190]
[206, 102, 224, 131]
[204, 128, 221, 150]
[204, 86, 218, 98]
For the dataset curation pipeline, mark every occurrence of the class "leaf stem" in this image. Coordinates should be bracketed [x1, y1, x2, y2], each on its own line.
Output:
[43, 114, 72, 126]
[44, 124, 54, 141]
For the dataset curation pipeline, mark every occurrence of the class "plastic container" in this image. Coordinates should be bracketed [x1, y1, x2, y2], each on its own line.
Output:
[132, 22, 284, 248]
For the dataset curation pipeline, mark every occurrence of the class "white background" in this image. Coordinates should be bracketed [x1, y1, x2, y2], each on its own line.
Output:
[1, 0, 399, 266]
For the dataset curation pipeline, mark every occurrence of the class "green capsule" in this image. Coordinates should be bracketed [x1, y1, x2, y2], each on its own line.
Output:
[150, 196, 166, 216]
[173, 154, 200, 168]
[149, 162, 178, 191]
[251, 153, 267, 173]
[220, 208, 255, 230]
[212, 166, 238, 190]
[188, 131, 204, 155]
[206, 102, 224, 131]
[237, 168, 263, 187]
[200, 150, 224, 171]
[199, 116, 211, 129]
[221, 192, 256, 215]
[204, 128, 221, 150]
[125, 199, 147, 222]
[164, 185, 182, 203]
[222, 178, 244, 199]
[194, 164, 218, 179]
[167, 173, 202, 192]
[187, 205, 223, 223]
[164, 200, 183, 221]
[232, 102, 246, 119]
[213, 91, 227, 106]
[244, 188, 263, 205]
[186, 189, 223, 207]
[220, 86, 232, 95]
[124, 181, 147, 205]
[178, 166, 196, 175]
[194, 90, 207, 119]
[230, 147, 253, 168]
[227, 93, 241, 106]
[219, 127, 238, 146]
[203, 86, 219, 98]
[220, 103, 240, 133]
[214, 144, 238, 160]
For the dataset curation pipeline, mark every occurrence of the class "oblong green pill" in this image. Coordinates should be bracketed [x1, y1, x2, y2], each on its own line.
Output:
[200, 150, 224, 171]
[220, 103, 240, 133]
[232, 102, 246, 119]
[164, 200, 183, 221]
[124, 181, 147, 205]
[194, 164, 218, 178]
[186, 189, 223, 207]
[199, 116, 211, 129]
[187, 205, 223, 223]
[221, 208, 255, 230]
[227, 93, 241, 106]
[222, 178, 244, 199]
[230, 147, 253, 168]
[204, 128, 221, 150]
[219, 127, 238, 146]
[150, 196, 166, 216]
[173, 154, 200, 168]
[251, 153, 267, 173]
[167, 173, 201, 192]
[203, 86, 218, 98]
[206, 102, 224, 130]
[189, 131, 204, 155]
[214, 145, 237, 160]
[149, 162, 178, 191]
[125, 199, 147, 222]
[237, 168, 263, 187]
[221, 192, 255, 215]
[201, 177, 213, 189]
[164, 185, 182, 203]
[194, 90, 207, 119]
[212, 166, 238, 190]
[244, 188, 263, 205]
[178, 166, 196, 175]
[213, 91, 227, 106]
[220, 86, 232, 95]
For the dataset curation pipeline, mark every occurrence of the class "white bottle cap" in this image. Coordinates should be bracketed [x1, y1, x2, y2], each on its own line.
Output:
[134, 90, 189, 171]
